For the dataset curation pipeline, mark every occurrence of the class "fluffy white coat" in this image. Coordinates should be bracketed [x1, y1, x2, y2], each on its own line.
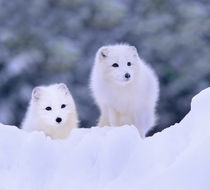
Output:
[90, 44, 159, 137]
[21, 83, 78, 139]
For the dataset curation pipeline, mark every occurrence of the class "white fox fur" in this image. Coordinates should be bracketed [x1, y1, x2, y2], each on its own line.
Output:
[90, 44, 159, 137]
[21, 83, 78, 139]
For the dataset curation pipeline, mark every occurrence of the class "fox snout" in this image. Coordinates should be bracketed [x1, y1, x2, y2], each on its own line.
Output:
[56, 117, 62, 123]
[124, 73, 131, 79]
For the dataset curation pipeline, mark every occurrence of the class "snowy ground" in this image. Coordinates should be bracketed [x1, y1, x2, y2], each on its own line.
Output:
[1, 87, 210, 190]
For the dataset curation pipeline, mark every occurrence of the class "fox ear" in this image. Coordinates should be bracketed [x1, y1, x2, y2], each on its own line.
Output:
[100, 47, 109, 58]
[130, 46, 138, 57]
[58, 83, 69, 95]
[130, 46, 137, 52]
[32, 87, 41, 101]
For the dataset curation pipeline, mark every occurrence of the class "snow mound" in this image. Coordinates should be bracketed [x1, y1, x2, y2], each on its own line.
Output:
[1, 87, 210, 190]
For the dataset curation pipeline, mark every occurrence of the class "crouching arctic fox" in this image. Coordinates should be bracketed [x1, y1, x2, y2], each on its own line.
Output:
[21, 83, 78, 139]
[90, 44, 159, 137]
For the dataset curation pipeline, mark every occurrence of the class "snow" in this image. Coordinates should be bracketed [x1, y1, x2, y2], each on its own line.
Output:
[1, 87, 210, 190]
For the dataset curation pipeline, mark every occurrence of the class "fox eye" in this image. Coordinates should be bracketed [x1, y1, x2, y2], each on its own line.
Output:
[127, 62, 131, 66]
[45, 106, 52, 111]
[61, 104, 66, 109]
[112, 63, 119, 67]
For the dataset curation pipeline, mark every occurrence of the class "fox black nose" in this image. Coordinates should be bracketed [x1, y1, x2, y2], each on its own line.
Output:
[125, 73, 131, 79]
[56, 117, 62, 123]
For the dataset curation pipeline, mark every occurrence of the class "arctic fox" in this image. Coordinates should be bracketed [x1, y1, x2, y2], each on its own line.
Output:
[90, 44, 159, 137]
[21, 83, 78, 139]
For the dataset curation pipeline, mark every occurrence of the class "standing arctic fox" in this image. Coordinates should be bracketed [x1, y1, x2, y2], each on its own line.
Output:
[90, 44, 159, 137]
[21, 83, 78, 139]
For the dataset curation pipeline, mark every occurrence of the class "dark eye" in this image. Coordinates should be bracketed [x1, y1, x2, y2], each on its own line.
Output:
[61, 104, 66, 109]
[45, 106, 52, 111]
[127, 62, 131, 66]
[112, 63, 119, 67]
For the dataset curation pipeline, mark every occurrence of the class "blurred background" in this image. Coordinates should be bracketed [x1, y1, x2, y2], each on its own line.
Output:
[0, 0, 210, 134]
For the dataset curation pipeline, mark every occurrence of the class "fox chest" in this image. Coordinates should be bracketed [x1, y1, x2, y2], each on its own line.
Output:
[107, 90, 143, 113]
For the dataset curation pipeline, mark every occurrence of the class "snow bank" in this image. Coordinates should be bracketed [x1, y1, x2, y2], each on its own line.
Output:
[1, 87, 210, 190]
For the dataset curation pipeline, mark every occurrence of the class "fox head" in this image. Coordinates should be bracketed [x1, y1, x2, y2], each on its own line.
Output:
[31, 83, 76, 128]
[96, 44, 141, 85]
